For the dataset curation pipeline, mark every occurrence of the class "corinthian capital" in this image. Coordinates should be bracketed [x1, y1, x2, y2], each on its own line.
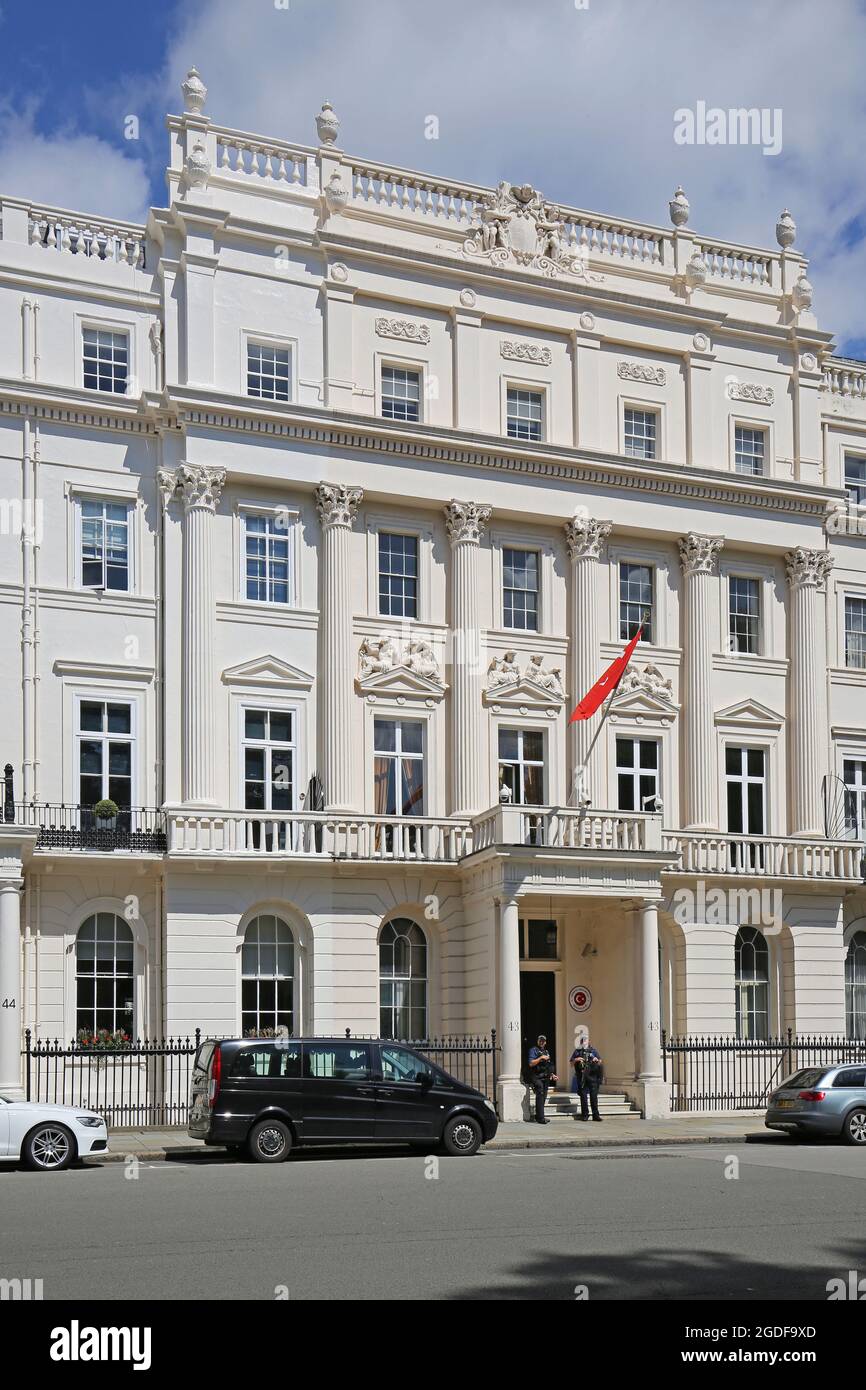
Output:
[444, 500, 491, 545]
[786, 546, 834, 590]
[177, 464, 226, 511]
[565, 515, 612, 561]
[679, 532, 724, 577]
[315, 483, 364, 529]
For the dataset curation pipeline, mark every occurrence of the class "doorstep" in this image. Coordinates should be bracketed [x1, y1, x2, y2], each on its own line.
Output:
[89, 1113, 774, 1163]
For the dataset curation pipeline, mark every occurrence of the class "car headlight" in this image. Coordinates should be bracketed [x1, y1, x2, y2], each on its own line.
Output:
[483, 1098, 497, 1114]
[76, 1116, 103, 1127]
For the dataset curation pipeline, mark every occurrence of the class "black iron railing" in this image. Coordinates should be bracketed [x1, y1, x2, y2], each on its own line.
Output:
[22, 1029, 500, 1127]
[11, 803, 167, 853]
[23, 1030, 201, 1128]
[662, 1030, 866, 1112]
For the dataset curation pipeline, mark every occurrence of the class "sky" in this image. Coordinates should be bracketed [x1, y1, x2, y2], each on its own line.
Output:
[0, 0, 864, 354]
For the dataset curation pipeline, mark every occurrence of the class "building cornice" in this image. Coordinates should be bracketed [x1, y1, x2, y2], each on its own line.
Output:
[162, 385, 842, 520]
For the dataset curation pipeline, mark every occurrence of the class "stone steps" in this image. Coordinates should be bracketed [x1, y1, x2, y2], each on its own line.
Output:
[543, 1091, 639, 1117]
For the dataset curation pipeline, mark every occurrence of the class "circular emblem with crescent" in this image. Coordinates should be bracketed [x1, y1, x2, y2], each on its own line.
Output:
[569, 985, 592, 1013]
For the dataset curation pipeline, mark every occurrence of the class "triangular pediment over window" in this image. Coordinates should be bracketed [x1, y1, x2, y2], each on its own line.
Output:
[483, 677, 565, 714]
[356, 665, 447, 701]
[609, 688, 679, 724]
[221, 654, 314, 689]
[714, 697, 784, 730]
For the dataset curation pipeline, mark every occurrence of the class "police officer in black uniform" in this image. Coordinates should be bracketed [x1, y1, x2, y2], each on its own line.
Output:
[527, 1034, 555, 1123]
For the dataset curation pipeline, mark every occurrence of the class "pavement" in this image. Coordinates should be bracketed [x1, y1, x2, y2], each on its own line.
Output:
[98, 1113, 772, 1161]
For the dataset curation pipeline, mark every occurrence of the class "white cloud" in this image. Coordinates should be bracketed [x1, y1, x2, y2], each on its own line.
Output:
[0, 106, 150, 223]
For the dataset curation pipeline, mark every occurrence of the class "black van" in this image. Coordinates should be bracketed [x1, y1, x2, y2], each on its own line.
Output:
[188, 1037, 498, 1161]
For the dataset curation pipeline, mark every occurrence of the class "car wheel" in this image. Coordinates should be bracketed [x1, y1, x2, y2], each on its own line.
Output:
[23, 1123, 75, 1172]
[248, 1120, 293, 1163]
[842, 1109, 866, 1146]
[442, 1115, 482, 1157]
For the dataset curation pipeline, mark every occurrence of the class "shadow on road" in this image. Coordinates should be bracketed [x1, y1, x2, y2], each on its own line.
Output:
[442, 1235, 866, 1301]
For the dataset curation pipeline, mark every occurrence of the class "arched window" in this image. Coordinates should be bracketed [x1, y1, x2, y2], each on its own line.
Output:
[75, 913, 134, 1037]
[845, 931, 866, 1040]
[241, 914, 295, 1036]
[735, 926, 769, 1040]
[379, 918, 428, 1040]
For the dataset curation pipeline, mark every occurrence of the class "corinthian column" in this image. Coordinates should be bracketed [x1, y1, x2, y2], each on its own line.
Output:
[161, 464, 225, 806]
[316, 483, 364, 812]
[565, 515, 612, 804]
[679, 532, 724, 830]
[444, 500, 491, 816]
[786, 547, 833, 836]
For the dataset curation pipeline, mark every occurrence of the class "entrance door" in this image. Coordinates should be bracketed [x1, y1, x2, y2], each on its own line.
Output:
[520, 972, 556, 1077]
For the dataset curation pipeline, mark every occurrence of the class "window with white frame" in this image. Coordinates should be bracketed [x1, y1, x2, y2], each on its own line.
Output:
[241, 914, 295, 1036]
[75, 913, 134, 1038]
[729, 576, 761, 654]
[78, 701, 133, 818]
[381, 365, 421, 422]
[846, 932, 866, 1040]
[506, 387, 544, 442]
[503, 547, 539, 631]
[845, 596, 866, 669]
[734, 425, 766, 476]
[843, 759, 866, 840]
[498, 727, 544, 805]
[623, 407, 658, 459]
[378, 532, 418, 618]
[619, 562, 654, 642]
[80, 498, 130, 591]
[82, 327, 129, 394]
[244, 513, 292, 605]
[373, 719, 424, 816]
[845, 454, 866, 506]
[243, 710, 295, 812]
[246, 342, 291, 402]
[726, 746, 766, 835]
[735, 926, 770, 1041]
[379, 918, 428, 1040]
[616, 737, 660, 812]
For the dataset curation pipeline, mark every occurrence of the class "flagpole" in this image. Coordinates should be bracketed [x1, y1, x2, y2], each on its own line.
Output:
[569, 616, 646, 808]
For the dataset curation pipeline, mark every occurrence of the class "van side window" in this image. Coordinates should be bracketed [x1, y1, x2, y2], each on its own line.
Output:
[380, 1044, 435, 1084]
[304, 1044, 371, 1081]
[229, 1044, 301, 1078]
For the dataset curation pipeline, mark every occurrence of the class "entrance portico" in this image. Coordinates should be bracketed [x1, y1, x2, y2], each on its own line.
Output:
[463, 806, 672, 1120]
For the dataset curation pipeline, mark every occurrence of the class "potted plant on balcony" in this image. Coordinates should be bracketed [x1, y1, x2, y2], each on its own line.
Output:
[93, 798, 119, 830]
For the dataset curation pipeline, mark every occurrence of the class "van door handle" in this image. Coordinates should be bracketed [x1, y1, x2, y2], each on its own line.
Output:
[375, 1087, 396, 1096]
[357, 1087, 375, 1096]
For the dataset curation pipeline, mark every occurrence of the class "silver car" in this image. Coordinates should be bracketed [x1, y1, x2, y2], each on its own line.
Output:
[765, 1065, 866, 1144]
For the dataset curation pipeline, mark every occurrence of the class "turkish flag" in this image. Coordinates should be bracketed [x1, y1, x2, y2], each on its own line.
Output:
[568, 624, 644, 723]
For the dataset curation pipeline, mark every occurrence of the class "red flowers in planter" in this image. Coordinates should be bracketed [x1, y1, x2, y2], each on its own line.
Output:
[76, 1029, 132, 1050]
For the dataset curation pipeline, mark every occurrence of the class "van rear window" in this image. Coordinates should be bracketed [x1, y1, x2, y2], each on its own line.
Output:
[193, 1041, 216, 1076]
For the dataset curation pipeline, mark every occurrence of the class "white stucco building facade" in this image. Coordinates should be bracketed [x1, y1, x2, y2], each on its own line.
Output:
[1, 70, 865, 1119]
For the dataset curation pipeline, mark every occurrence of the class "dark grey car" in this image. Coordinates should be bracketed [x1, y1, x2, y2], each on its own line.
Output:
[765, 1064, 866, 1144]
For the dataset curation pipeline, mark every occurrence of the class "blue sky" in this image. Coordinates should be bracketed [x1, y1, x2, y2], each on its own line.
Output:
[1, 0, 864, 354]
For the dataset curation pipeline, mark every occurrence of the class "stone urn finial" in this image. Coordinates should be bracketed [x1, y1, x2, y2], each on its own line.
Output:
[184, 141, 211, 193]
[316, 100, 341, 146]
[684, 248, 707, 289]
[324, 171, 348, 214]
[669, 185, 690, 228]
[792, 271, 813, 313]
[182, 66, 207, 115]
[776, 208, 796, 249]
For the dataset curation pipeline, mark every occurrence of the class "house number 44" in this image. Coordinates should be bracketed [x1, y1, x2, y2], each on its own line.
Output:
[1, 998, 16, 1008]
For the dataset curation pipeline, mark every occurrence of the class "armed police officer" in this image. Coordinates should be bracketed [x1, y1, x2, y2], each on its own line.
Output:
[527, 1034, 557, 1124]
[570, 1034, 604, 1121]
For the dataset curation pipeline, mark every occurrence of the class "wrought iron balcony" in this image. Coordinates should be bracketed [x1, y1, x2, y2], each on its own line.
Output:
[10, 803, 167, 854]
